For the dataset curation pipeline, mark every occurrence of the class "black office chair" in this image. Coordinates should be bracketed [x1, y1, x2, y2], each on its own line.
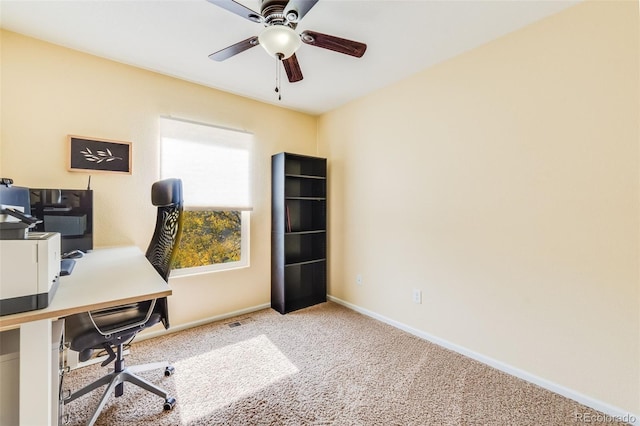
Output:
[64, 178, 184, 426]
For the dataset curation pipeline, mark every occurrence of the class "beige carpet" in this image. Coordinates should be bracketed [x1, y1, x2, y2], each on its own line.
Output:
[62, 302, 627, 425]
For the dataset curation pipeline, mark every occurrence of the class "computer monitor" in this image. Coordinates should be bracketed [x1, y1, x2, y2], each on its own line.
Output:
[29, 188, 93, 254]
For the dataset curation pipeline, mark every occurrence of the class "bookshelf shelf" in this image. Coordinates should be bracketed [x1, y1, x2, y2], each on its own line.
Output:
[286, 230, 326, 235]
[285, 174, 326, 180]
[284, 258, 327, 267]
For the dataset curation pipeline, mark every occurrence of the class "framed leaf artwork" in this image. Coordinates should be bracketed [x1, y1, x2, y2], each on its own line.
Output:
[68, 135, 132, 174]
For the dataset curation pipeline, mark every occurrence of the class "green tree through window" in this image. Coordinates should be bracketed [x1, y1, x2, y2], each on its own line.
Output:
[173, 211, 241, 269]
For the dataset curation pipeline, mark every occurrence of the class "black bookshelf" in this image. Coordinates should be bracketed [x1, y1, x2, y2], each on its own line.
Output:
[271, 152, 327, 314]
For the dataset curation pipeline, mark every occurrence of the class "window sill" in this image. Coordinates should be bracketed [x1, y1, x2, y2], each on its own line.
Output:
[169, 261, 249, 278]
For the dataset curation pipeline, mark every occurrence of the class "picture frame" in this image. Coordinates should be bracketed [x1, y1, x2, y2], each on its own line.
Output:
[68, 135, 132, 174]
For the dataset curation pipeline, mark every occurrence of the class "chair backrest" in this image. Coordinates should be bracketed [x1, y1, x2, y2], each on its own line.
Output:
[145, 178, 184, 282]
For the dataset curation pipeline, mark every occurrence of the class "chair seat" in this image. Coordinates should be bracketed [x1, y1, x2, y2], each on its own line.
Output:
[66, 310, 162, 361]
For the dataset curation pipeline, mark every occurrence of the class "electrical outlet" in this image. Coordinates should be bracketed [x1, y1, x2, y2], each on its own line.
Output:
[412, 289, 422, 304]
[356, 274, 363, 286]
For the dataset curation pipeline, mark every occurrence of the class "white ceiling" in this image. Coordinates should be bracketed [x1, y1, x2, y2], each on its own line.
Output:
[1, 0, 579, 116]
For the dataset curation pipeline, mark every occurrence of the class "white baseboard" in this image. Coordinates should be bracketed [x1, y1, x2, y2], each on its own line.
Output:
[137, 302, 271, 342]
[327, 295, 639, 426]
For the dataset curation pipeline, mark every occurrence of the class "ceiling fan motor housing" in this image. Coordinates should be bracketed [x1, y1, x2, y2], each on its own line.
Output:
[261, 0, 291, 25]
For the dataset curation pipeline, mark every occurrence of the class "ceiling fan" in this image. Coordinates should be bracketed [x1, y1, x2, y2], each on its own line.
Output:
[206, 0, 367, 85]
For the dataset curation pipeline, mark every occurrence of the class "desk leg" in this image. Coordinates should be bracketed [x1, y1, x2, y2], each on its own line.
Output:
[20, 319, 53, 426]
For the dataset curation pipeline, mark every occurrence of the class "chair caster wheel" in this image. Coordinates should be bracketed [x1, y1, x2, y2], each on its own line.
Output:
[164, 397, 176, 411]
[165, 366, 175, 377]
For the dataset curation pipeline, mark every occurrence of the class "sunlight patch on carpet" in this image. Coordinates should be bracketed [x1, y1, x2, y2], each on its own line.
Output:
[173, 334, 299, 423]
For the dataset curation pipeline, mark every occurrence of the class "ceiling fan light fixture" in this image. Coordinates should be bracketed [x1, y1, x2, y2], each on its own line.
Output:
[258, 25, 301, 59]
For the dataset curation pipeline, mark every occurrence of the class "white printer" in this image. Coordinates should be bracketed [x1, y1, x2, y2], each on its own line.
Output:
[0, 232, 61, 316]
[0, 182, 62, 316]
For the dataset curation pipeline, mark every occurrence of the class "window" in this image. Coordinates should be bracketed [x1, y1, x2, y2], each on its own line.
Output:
[159, 117, 252, 275]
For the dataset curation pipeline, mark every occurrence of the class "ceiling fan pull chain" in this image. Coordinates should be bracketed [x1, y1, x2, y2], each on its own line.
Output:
[275, 53, 283, 101]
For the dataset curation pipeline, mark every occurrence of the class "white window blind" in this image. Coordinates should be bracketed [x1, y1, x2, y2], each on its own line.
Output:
[159, 117, 253, 211]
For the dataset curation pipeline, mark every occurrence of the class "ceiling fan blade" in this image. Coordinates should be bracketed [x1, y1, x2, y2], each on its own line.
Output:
[282, 54, 303, 83]
[284, 0, 319, 23]
[301, 30, 367, 58]
[206, 0, 263, 23]
[208, 36, 259, 61]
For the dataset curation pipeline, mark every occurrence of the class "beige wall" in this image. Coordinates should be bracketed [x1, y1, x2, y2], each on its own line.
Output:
[0, 30, 317, 327]
[318, 0, 639, 415]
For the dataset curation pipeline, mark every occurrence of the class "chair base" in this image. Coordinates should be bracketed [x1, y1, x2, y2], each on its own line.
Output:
[64, 360, 175, 426]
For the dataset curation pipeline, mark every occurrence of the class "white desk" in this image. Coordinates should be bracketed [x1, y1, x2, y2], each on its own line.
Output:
[0, 246, 172, 426]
